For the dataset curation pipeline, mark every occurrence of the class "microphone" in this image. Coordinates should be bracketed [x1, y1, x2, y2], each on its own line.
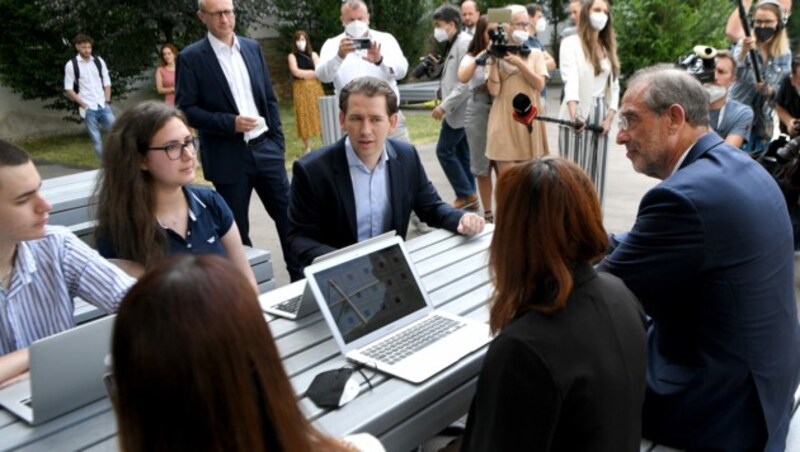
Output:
[512, 93, 605, 134]
[512, 93, 536, 133]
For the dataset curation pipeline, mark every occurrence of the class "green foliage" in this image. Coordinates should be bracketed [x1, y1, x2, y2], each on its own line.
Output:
[614, 0, 730, 83]
[0, 0, 269, 117]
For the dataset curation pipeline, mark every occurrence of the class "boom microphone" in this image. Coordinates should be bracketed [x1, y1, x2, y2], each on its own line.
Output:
[512, 93, 604, 134]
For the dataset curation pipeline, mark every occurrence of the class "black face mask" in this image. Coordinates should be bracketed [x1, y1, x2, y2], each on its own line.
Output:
[754, 26, 777, 43]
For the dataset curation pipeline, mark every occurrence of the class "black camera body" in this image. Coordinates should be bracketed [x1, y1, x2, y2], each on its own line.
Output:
[486, 26, 531, 59]
[676, 45, 717, 84]
[758, 134, 800, 208]
[411, 53, 443, 79]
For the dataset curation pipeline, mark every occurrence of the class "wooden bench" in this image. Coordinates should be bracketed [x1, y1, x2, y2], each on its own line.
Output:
[41, 169, 100, 227]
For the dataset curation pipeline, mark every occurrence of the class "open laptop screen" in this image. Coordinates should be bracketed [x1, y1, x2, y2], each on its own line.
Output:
[309, 243, 427, 344]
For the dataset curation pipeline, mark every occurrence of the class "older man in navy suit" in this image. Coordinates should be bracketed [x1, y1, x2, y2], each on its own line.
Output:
[598, 66, 800, 451]
[288, 77, 485, 269]
[176, 0, 300, 280]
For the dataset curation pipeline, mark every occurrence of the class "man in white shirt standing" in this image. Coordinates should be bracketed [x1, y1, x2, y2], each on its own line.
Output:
[63, 34, 114, 161]
[176, 0, 302, 281]
[316, 0, 411, 142]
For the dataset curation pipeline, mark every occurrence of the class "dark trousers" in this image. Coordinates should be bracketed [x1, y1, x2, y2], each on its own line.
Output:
[213, 140, 302, 281]
[436, 119, 475, 198]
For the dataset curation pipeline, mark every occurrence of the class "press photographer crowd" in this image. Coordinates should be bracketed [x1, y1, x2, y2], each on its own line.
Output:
[2, 0, 800, 451]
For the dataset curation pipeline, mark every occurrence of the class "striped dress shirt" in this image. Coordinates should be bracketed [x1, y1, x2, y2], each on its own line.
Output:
[0, 226, 135, 354]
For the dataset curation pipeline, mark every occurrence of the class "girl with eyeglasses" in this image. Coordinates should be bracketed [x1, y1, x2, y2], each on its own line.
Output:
[94, 101, 257, 291]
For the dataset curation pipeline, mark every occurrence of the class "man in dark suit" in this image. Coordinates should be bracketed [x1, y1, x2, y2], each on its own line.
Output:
[288, 77, 485, 269]
[176, 0, 300, 280]
[598, 66, 800, 451]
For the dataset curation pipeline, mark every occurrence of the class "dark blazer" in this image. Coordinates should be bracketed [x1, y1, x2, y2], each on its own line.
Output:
[461, 265, 647, 452]
[288, 137, 463, 268]
[598, 132, 800, 451]
[175, 36, 285, 184]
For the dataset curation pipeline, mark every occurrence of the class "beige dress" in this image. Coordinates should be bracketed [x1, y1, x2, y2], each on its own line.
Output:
[485, 49, 549, 161]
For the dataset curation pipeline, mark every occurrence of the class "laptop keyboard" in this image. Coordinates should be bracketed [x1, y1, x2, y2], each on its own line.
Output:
[274, 294, 303, 314]
[362, 315, 466, 365]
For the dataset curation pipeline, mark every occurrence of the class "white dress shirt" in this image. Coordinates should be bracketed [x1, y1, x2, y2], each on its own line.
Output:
[63, 55, 111, 109]
[207, 32, 268, 141]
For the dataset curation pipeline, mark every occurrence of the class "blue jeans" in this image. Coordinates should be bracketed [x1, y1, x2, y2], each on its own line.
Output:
[84, 106, 115, 159]
[436, 120, 475, 198]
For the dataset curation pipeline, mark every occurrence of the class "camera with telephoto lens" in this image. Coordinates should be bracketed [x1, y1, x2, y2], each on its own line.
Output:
[757, 134, 800, 209]
[411, 53, 443, 79]
[676, 45, 717, 84]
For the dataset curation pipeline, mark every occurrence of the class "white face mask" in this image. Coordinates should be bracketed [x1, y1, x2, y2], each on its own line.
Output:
[535, 17, 547, 33]
[345, 20, 369, 38]
[512, 30, 529, 44]
[296, 40, 307, 52]
[433, 27, 450, 42]
[704, 84, 727, 104]
[589, 12, 608, 31]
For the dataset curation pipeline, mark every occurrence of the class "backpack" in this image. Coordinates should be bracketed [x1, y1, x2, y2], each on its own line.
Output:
[71, 56, 105, 94]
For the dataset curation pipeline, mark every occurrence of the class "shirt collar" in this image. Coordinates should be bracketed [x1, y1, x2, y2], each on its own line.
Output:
[208, 32, 240, 53]
[14, 235, 42, 287]
[669, 139, 699, 177]
[344, 136, 389, 171]
[155, 187, 204, 229]
[75, 54, 95, 63]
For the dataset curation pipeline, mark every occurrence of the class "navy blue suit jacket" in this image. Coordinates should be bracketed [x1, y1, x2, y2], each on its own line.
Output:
[175, 36, 284, 184]
[288, 137, 464, 268]
[598, 132, 800, 450]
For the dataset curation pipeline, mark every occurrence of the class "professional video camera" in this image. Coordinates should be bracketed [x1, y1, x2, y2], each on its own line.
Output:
[676, 45, 717, 84]
[411, 53, 443, 79]
[758, 130, 800, 208]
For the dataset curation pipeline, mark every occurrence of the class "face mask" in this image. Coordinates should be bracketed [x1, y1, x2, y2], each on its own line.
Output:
[345, 20, 369, 38]
[433, 27, 450, 42]
[754, 26, 777, 43]
[704, 84, 727, 104]
[535, 17, 547, 33]
[512, 30, 529, 44]
[590, 12, 608, 31]
[296, 40, 306, 52]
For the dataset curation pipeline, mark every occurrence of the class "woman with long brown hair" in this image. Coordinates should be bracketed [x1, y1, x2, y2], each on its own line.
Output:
[111, 254, 381, 451]
[558, 0, 620, 204]
[288, 30, 324, 153]
[461, 157, 646, 451]
[94, 101, 256, 291]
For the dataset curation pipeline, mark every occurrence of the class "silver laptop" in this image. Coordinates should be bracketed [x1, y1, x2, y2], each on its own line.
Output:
[260, 231, 396, 320]
[0, 315, 115, 425]
[304, 236, 491, 383]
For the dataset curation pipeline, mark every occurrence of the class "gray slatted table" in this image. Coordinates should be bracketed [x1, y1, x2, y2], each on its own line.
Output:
[0, 227, 494, 452]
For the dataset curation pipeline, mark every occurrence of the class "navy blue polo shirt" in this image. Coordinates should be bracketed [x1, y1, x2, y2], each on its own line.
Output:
[97, 186, 234, 259]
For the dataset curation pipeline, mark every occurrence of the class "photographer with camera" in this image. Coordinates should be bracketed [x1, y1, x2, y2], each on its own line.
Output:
[430, 4, 478, 210]
[729, 0, 791, 153]
[485, 5, 549, 178]
[316, 0, 411, 142]
[557, 0, 620, 204]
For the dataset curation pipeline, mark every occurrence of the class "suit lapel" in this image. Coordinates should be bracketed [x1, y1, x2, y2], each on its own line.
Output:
[200, 38, 238, 113]
[239, 40, 266, 116]
[332, 138, 358, 243]
[386, 140, 404, 233]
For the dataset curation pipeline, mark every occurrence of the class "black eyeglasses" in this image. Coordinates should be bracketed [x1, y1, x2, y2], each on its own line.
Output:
[148, 137, 197, 160]
[203, 9, 235, 20]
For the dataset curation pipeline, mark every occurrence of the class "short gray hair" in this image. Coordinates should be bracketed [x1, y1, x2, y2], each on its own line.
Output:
[342, 0, 368, 12]
[627, 65, 710, 127]
[339, 77, 399, 116]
